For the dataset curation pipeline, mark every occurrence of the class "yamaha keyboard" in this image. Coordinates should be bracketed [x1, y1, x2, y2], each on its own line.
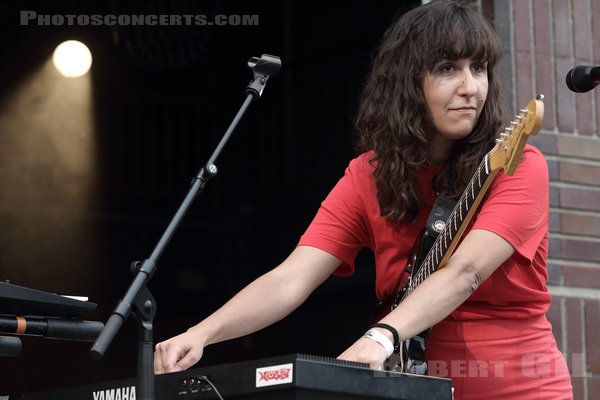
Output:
[11, 354, 453, 399]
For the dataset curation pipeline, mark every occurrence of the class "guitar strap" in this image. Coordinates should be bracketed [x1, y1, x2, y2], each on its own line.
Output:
[412, 195, 457, 271]
[427, 195, 457, 237]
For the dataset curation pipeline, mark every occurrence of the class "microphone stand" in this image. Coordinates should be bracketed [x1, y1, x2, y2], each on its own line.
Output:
[90, 54, 282, 400]
[0, 335, 21, 357]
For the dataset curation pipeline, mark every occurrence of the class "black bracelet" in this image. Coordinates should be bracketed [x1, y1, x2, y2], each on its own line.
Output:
[371, 323, 400, 349]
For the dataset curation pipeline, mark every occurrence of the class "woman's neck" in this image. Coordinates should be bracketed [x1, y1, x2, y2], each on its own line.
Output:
[428, 134, 457, 165]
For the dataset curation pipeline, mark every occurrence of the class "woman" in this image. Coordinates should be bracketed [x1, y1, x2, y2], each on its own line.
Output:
[154, 1, 573, 398]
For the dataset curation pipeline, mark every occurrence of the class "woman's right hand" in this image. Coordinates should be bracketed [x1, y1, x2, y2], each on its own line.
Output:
[154, 329, 205, 374]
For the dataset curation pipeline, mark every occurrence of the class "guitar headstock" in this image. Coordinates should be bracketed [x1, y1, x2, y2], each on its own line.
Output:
[489, 96, 544, 175]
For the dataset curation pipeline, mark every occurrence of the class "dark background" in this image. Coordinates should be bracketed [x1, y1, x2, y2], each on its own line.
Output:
[0, 0, 419, 395]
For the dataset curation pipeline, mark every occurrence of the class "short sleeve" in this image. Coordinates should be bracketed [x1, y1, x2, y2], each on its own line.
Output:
[298, 155, 373, 275]
[472, 145, 549, 264]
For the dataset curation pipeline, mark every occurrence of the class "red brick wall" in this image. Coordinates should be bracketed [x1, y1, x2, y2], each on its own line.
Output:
[495, 1, 600, 398]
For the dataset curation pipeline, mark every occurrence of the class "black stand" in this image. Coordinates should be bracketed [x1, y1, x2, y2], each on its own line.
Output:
[90, 54, 281, 400]
[0, 335, 21, 357]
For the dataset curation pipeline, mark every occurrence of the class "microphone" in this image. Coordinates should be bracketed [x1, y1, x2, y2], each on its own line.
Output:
[0, 315, 104, 342]
[565, 65, 600, 93]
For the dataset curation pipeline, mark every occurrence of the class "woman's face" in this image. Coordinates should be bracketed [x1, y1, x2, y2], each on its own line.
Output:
[422, 57, 488, 160]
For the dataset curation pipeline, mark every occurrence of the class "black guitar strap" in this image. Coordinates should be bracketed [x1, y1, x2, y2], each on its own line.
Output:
[427, 195, 457, 236]
[412, 196, 457, 269]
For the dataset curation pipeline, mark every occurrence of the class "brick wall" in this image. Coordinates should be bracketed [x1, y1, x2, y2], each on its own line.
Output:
[495, 1, 600, 399]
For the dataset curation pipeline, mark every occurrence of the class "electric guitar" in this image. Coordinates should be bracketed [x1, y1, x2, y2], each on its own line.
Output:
[372, 96, 545, 374]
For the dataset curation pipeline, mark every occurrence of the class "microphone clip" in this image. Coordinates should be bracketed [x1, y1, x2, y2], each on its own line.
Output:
[246, 54, 282, 99]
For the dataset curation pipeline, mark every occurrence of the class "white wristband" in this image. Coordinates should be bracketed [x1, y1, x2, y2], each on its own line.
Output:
[363, 328, 394, 357]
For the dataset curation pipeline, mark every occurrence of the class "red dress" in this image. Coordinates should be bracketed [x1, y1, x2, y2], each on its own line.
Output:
[298, 145, 573, 399]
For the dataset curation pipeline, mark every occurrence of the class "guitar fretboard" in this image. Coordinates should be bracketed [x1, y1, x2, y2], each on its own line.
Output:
[401, 153, 497, 301]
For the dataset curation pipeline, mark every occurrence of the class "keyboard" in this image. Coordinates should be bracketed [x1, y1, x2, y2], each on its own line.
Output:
[12, 353, 453, 399]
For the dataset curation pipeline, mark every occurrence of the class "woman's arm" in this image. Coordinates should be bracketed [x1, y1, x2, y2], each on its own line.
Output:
[154, 245, 341, 373]
[338, 228, 514, 368]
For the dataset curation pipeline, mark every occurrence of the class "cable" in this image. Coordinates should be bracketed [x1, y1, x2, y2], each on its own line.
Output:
[198, 375, 224, 400]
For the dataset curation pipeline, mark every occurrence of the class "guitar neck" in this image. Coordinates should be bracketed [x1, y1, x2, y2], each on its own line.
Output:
[402, 153, 498, 301]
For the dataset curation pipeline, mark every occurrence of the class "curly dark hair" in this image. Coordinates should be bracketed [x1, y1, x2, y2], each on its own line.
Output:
[355, 0, 505, 223]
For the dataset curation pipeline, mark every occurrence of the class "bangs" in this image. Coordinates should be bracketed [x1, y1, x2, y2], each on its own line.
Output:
[430, 17, 499, 65]
[406, 1, 500, 70]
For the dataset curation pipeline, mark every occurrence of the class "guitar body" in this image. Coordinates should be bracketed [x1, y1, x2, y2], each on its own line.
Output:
[369, 97, 545, 374]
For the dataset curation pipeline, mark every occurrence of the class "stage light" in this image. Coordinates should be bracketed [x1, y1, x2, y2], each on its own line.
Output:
[52, 40, 92, 78]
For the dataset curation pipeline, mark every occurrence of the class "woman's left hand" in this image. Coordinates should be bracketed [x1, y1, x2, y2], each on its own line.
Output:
[337, 336, 390, 370]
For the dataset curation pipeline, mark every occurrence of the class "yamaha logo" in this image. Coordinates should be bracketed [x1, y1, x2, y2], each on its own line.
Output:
[92, 386, 136, 400]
